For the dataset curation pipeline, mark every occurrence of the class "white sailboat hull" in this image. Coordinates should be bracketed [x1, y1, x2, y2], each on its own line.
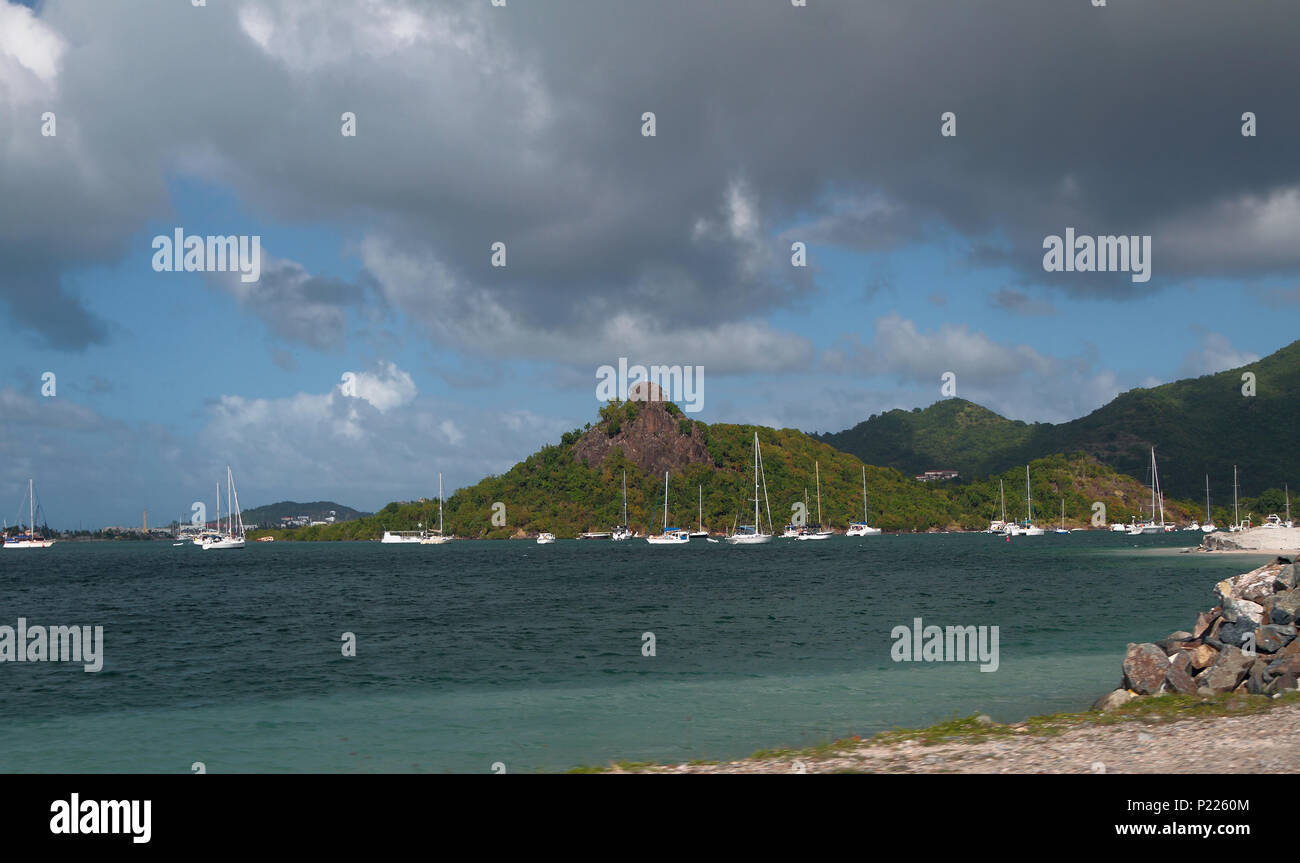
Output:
[381, 532, 423, 544]
[3, 539, 55, 549]
[795, 532, 831, 541]
[421, 535, 455, 544]
[846, 524, 881, 537]
[202, 537, 245, 550]
[725, 532, 771, 545]
[646, 534, 689, 544]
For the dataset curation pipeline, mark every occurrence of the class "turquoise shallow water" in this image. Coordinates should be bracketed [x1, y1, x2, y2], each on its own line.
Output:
[0, 534, 1271, 772]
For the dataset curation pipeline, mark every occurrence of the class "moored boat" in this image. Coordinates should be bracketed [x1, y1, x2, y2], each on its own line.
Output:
[3, 480, 55, 549]
[726, 432, 774, 545]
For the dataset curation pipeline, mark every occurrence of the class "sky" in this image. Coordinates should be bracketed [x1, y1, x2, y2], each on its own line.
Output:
[1, 0, 1298, 529]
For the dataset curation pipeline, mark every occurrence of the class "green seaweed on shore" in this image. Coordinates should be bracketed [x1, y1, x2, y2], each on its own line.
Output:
[872, 690, 1300, 747]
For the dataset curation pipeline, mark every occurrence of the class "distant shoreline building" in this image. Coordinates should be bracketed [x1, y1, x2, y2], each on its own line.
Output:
[915, 469, 959, 482]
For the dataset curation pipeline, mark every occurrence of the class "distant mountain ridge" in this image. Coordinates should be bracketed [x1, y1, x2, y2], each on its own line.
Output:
[814, 339, 1300, 500]
[239, 501, 370, 527]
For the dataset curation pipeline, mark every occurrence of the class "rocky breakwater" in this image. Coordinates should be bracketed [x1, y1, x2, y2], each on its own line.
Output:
[1201, 525, 1300, 552]
[1094, 557, 1300, 710]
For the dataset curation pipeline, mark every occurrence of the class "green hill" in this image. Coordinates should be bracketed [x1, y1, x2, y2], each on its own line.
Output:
[815, 339, 1300, 502]
[256, 399, 1198, 541]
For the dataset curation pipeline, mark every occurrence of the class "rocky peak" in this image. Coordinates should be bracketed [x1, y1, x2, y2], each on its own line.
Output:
[572, 397, 712, 477]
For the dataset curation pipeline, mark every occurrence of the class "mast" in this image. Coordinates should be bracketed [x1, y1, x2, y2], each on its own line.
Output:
[1234, 465, 1240, 527]
[227, 475, 232, 535]
[1152, 449, 1164, 526]
[622, 470, 628, 527]
[1205, 474, 1211, 524]
[216, 482, 221, 535]
[1061, 498, 1065, 530]
[815, 461, 823, 528]
[663, 471, 669, 531]
[229, 466, 243, 537]
[753, 433, 760, 529]
[1025, 465, 1033, 525]
[29, 479, 34, 535]
[861, 465, 868, 522]
[698, 484, 703, 532]
[757, 433, 774, 534]
[1287, 484, 1291, 524]
[1000, 479, 1006, 523]
[438, 472, 444, 534]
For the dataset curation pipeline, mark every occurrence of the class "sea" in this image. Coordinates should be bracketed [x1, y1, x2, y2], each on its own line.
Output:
[0, 534, 1273, 773]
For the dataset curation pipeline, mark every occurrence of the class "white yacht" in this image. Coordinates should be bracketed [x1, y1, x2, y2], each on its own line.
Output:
[611, 471, 633, 541]
[536, 532, 556, 544]
[987, 480, 1009, 534]
[1201, 475, 1218, 533]
[1018, 466, 1045, 535]
[846, 465, 882, 537]
[1227, 465, 1245, 532]
[3, 479, 55, 549]
[381, 531, 424, 544]
[726, 432, 774, 545]
[647, 472, 690, 545]
[1128, 448, 1170, 535]
[421, 473, 456, 544]
[796, 461, 834, 540]
[689, 485, 710, 539]
[202, 467, 246, 550]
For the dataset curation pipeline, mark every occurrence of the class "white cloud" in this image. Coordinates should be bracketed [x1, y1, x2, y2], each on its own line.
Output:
[0, 2, 65, 98]
[820, 315, 1129, 424]
[343, 362, 417, 412]
[1157, 186, 1300, 275]
[1177, 331, 1259, 378]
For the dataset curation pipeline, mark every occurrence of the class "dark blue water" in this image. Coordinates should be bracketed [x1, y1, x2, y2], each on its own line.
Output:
[0, 534, 1267, 772]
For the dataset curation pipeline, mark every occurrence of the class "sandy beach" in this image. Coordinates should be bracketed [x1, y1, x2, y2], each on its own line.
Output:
[601, 694, 1300, 774]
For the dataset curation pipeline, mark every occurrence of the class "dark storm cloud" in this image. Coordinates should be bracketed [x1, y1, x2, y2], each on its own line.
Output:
[3, 0, 1299, 353]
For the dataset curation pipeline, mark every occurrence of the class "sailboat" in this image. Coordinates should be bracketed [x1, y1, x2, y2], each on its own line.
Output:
[1200, 475, 1217, 533]
[1017, 466, 1045, 535]
[726, 432, 774, 544]
[420, 473, 456, 544]
[3, 479, 55, 549]
[646, 472, 690, 544]
[1128, 448, 1168, 535]
[797, 461, 833, 540]
[202, 466, 246, 550]
[1228, 465, 1245, 532]
[1054, 499, 1070, 534]
[846, 465, 882, 536]
[689, 485, 709, 539]
[988, 479, 1009, 534]
[611, 471, 632, 541]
